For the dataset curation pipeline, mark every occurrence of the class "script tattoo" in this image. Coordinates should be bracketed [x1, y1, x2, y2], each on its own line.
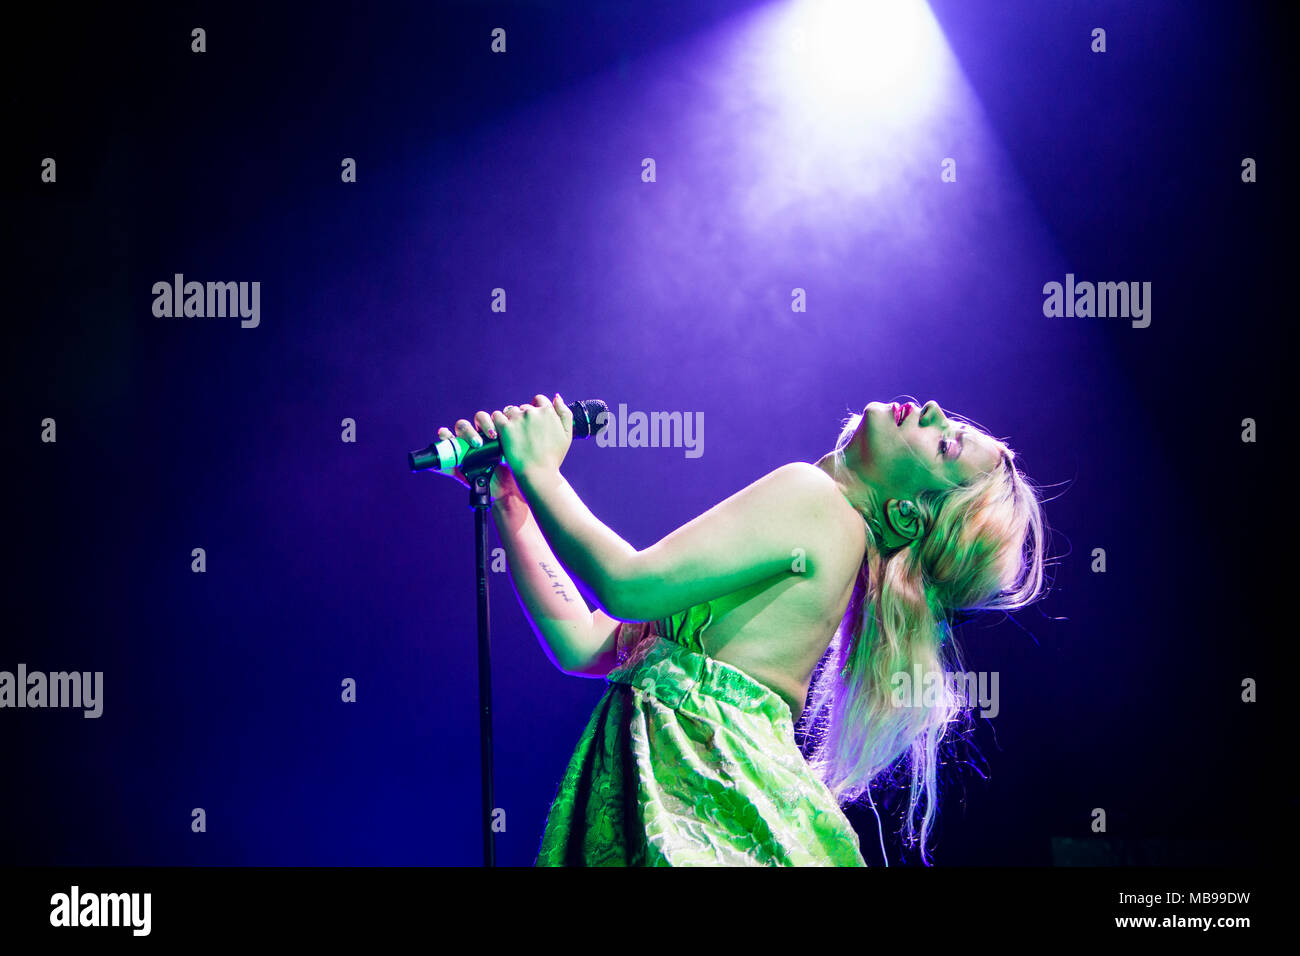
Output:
[538, 561, 574, 603]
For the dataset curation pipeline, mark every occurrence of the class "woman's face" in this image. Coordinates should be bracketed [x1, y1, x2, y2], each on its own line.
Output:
[852, 400, 1004, 502]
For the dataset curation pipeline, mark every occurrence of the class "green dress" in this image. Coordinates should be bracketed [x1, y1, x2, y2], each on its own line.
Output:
[535, 601, 867, 866]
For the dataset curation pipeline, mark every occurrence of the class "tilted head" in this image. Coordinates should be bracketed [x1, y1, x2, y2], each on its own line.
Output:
[820, 399, 1042, 614]
[807, 399, 1049, 862]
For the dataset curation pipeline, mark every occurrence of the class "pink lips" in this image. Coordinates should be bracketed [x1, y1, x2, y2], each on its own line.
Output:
[894, 402, 914, 426]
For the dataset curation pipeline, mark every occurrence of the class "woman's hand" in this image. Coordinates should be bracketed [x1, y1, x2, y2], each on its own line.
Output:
[494, 393, 573, 480]
[435, 411, 521, 502]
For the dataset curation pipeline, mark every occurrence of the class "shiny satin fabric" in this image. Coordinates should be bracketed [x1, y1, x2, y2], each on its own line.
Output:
[535, 602, 867, 866]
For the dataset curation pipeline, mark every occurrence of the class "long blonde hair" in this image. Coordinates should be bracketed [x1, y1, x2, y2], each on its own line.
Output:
[803, 408, 1047, 864]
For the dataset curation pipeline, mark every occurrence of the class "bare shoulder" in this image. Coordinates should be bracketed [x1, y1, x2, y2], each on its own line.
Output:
[611, 459, 865, 621]
[766, 461, 867, 569]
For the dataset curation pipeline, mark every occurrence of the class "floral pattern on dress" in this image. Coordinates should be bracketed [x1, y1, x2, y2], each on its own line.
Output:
[535, 603, 866, 867]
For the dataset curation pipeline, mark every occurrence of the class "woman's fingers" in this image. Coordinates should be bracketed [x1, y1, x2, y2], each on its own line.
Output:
[473, 410, 496, 439]
[488, 394, 556, 431]
[454, 418, 484, 447]
[445, 394, 554, 446]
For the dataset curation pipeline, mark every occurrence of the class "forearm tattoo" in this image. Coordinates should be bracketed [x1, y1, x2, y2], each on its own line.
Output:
[538, 560, 574, 603]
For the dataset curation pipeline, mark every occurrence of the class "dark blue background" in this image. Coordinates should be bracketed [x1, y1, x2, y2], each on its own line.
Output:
[6, 1, 1285, 865]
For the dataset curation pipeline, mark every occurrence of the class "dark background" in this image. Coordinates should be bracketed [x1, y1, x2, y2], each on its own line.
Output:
[4, 0, 1287, 865]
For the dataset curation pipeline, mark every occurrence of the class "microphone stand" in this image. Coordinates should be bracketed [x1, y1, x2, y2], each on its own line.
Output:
[464, 460, 497, 867]
[409, 400, 608, 867]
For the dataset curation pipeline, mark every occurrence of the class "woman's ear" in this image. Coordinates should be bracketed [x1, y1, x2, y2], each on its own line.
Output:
[883, 498, 924, 547]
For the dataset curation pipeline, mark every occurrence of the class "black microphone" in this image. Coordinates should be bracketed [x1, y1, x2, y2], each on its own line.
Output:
[408, 399, 610, 474]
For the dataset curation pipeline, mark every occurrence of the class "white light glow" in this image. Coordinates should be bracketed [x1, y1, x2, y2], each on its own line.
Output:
[781, 0, 947, 121]
[673, 0, 980, 239]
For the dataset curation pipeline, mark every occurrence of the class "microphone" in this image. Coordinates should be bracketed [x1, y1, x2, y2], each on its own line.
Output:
[408, 399, 610, 474]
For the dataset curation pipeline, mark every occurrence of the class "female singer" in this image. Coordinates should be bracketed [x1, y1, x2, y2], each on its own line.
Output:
[436, 393, 1045, 866]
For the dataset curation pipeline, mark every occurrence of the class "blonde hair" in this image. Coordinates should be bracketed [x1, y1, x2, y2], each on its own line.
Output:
[803, 408, 1047, 864]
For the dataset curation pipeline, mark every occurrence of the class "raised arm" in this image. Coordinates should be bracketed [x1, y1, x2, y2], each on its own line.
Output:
[516, 460, 847, 623]
[438, 408, 623, 677]
[491, 488, 625, 677]
[495, 394, 852, 627]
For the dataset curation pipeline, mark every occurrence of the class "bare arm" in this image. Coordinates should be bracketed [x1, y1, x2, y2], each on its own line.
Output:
[437, 408, 622, 678]
[484, 396, 853, 661]
[492, 486, 623, 677]
[515, 460, 847, 622]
